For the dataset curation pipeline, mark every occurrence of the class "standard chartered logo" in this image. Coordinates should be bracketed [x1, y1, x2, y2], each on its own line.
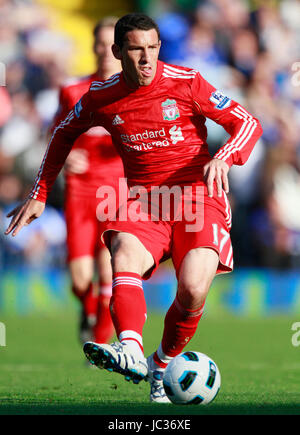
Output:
[121, 127, 168, 151]
[0, 322, 6, 347]
[121, 125, 185, 151]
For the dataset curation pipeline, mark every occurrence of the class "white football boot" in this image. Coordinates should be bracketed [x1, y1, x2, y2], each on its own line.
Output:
[83, 341, 148, 384]
[146, 354, 171, 403]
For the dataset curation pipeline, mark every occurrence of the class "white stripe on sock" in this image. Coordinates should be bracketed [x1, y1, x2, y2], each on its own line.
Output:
[119, 330, 143, 348]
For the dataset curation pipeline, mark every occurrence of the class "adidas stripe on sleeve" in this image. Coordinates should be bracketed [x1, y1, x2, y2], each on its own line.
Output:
[191, 72, 263, 168]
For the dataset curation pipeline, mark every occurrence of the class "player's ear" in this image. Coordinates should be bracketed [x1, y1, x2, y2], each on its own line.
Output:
[112, 44, 122, 60]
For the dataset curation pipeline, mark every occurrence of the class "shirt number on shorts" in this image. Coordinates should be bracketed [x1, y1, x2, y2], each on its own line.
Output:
[212, 223, 229, 253]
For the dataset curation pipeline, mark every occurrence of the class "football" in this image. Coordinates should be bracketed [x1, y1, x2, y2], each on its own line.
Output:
[162, 351, 221, 405]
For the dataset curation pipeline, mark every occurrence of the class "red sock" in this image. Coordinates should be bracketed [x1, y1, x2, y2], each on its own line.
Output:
[72, 283, 98, 319]
[153, 294, 205, 368]
[110, 272, 146, 352]
[93, 282, 115, 343]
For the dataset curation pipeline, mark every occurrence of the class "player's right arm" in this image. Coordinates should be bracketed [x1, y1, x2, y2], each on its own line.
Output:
[5, 90, 95, 236]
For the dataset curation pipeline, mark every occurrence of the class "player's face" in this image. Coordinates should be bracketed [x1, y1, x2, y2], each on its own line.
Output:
[113, 28, 161, 88]
[94, 26, 121, 77]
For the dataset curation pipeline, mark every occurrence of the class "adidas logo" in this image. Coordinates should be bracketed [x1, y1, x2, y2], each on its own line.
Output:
[112, 114, 124, 125]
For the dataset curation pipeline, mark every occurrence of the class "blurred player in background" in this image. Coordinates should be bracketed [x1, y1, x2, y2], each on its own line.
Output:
[53, 17, 123, 344]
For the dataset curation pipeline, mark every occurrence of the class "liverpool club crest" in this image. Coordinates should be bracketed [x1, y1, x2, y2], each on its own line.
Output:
[162, 99, 180, 121]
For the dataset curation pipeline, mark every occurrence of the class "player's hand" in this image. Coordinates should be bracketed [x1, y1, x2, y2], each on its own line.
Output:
[4, 198, 45, 237]
[64, 149, 89, 174]
[203, 158, 229, 198]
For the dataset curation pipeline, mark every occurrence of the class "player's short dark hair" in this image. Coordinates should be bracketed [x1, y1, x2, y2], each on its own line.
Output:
[114, 13, 160, 49]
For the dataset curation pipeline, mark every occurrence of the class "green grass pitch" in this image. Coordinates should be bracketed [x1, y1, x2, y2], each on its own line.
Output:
[0, 310, 299, 415]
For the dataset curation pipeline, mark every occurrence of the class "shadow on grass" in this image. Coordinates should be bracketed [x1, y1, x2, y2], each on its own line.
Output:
[0, 402, 299, 415]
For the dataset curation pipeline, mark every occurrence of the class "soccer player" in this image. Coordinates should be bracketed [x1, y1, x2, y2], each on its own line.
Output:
[5, 13, 262, 402]
[51, 17, 123, 344]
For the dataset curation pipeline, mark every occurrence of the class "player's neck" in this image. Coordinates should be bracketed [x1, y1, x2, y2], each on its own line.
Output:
[122, 73, 141, 90]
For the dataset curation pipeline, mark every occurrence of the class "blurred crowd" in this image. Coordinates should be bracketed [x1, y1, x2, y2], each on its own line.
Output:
[0, 0, 300, 270]
[0, 0, 70, 268]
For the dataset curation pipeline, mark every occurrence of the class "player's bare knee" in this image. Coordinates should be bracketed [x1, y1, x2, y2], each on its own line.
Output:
[177, 247, 218, 308]
[71, 273, 92, 294]
[177, 279, 208, 309]
[70, 267, 93, 293]
[70, 260, 93, 293]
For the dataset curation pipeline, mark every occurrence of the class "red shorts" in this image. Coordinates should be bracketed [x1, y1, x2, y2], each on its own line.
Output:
[102, 183, 233, 279]
[64, 193, 107, 262]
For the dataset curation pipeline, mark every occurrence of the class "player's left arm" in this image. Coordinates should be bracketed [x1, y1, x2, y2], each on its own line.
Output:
[191, 72, 263, 197]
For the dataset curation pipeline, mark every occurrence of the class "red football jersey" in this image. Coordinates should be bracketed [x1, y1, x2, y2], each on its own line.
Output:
[31, 61, 262, 202]
[55, 73, 124, 196]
